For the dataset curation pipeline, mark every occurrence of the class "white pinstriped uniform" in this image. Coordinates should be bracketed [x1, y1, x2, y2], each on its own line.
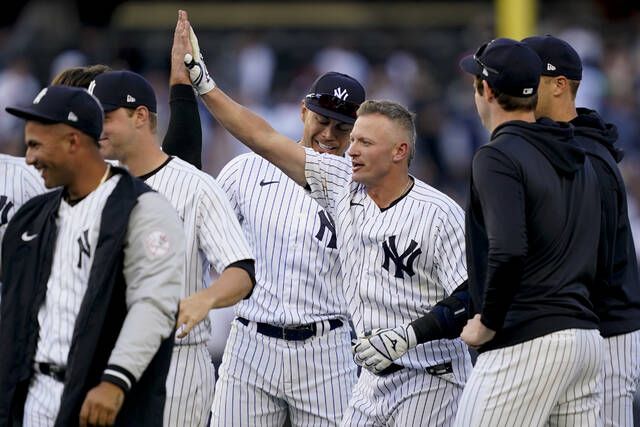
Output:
[0, 155, 45, 264]
[603, 331, 640, 427]
[454, 329, 603, 427]
[211, 153, 356, 426]
[24, 175, 121, 426]
[142, 156, 253, 427]
[303, 148, 472, 426]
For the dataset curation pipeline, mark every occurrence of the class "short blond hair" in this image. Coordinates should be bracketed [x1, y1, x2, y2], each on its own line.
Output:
[357, 100, 416, 165]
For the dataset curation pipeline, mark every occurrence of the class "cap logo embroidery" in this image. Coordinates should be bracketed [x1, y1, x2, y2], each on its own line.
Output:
[547, 63, 556, 71]
[482, 68, 489, 77]
[87, 80, 96, 95]
[523, 88, 533, 95]
[33, 88, 48, 104]
[67, 112, 78, 122]
[333, 87, 349, 100]
[126, 94, 136, 103]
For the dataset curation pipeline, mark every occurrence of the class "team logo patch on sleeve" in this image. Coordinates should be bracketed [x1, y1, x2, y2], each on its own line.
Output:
[144, 230, 171, 259]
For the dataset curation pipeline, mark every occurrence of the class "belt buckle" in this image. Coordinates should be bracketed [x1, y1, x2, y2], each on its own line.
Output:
[285, 323, 315, 340]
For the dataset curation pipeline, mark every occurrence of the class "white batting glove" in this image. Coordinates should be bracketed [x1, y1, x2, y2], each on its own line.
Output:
[352, 324, 417, 374]
[183, 27, 216, 95]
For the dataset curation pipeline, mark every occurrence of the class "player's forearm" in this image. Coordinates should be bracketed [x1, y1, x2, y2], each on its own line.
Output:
[206, 266, 254, 309]
[410, 281, 471, 343]
[163, 84, 202, 170]
[201, 88, 308, 186]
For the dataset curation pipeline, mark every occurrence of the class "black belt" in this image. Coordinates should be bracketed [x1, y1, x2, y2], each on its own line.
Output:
[237, 317, 343, 341]
[377, 363, 404, 376]
[376, 361, 453, 377]
[34, 362, 66, 382]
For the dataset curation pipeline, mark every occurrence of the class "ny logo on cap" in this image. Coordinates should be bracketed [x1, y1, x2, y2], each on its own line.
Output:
[126, 94, 136, 103]
[547, 63, 556, 71]
[333, 87, 349, 100]
[33, 88, 48, 104]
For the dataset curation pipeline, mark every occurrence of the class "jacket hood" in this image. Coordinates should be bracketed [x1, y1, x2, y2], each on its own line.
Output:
[572, 108, 623, 162]
[492, 117, 585, 176]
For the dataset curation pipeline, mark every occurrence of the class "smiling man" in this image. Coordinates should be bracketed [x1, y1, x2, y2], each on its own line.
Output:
[181, 16, 470, 426]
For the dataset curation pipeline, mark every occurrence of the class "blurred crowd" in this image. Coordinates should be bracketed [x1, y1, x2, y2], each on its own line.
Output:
[1, 2, 640, 264]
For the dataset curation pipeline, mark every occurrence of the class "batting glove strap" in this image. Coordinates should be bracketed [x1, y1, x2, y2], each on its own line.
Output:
[102, 364, 136, 393]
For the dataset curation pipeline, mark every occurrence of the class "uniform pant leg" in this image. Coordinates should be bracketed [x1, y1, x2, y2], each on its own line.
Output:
[548, 329, 603, 427]
[23, 373, 63, 427]
[389, 370, 463, 427]
[210, 320, 287, 427]
[285, 325, 357, 426]
[454, 330, 596, 427]
[601, 330, 640, 427]
[164, 343, 216, 427]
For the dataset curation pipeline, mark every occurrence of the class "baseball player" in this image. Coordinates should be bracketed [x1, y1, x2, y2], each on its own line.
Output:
[0, 85, 184, 426]
[182, 20, 471, 426]
[523, 34, 640, 427]
[88, 64, 256, 425]
[178, 11, 359, 426]
[455, 38, 603, 426]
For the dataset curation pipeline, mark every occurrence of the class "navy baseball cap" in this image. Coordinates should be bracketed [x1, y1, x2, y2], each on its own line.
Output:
[304, 72, 365, 124]
[5, 85, 103, 141]
[460, 38, 543, 97]
[521, 35, 582, 81]
[89, 70, 157, 113]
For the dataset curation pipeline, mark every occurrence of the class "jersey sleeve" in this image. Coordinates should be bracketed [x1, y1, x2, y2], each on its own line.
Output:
[105, 192, 184, 385]
[473, 147, 527, 331]
[303, 147, 352, 215]
[434, 202, 468, 295]
[197, 175, 254, 274]
[22, 164, 46, 198]
[216, 156, 244, 221]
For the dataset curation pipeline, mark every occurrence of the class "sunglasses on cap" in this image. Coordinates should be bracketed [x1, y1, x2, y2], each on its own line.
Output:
[474, 42, 500, 77]
[305, 93, 360, 119]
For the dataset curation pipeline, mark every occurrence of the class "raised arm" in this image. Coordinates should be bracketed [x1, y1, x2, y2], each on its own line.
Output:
[176, 10, 307, 186]
[162, 10, 203, 169]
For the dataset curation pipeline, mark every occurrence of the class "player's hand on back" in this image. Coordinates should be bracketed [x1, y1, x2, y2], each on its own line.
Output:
[176, 291, 212, 338]
[79, 381, 125, 427]
[352, 323, 417, 374]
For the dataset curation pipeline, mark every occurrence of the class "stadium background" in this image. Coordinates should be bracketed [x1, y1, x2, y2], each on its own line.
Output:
[1, 0, 639, 421]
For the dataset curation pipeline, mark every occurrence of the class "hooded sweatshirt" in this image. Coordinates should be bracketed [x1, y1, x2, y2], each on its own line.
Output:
[466, 117, 601, 352]
[572, 108, 640, 337]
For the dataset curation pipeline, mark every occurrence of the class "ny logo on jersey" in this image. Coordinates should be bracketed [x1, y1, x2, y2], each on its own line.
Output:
[315, 210, 337, 249]
[0, 196, 14, 227]
[382, 236, 422, 279]
[77, 229, 91, 269]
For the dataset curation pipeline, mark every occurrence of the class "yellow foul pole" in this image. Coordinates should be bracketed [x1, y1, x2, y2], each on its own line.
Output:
[495, 0, 537, 40]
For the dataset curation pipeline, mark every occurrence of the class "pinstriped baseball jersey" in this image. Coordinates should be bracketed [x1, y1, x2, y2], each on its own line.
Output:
[304, 147, 469, 374]
[143, 156, 253, 344]
[34, 175, 121, 366]
[0, 155, 45, 261]
[217, 153, 349, 325]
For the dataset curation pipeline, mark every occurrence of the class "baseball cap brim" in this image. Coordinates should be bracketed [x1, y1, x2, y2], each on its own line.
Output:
[5, 106, 58, 124]
[96, 102, 120, 113]
[459, 55, 482, 76]
[305, 101, 356, 125]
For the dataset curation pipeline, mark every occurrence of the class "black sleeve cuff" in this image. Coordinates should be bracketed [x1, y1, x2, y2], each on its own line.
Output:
[226, 259, 256, 299]
[409, 313, 444, 344]
[170, 84, 197, 103]
[102, 364, 136, 393]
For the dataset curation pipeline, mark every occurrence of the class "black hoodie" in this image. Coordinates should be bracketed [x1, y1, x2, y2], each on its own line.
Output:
[466, 117, 601, 352]
[572, 108, 640, 337]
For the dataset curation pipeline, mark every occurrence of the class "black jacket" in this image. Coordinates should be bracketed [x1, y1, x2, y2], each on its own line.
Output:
[572, 108, 640, 337]
[0, 168, 174, 427]
[466, 118, 601, 352]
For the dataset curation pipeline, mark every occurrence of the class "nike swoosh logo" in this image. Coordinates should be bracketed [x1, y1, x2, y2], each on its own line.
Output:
[259, 180, 279, 187]
[21, 231, 38, 242]
[350, 201, 363, 206]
